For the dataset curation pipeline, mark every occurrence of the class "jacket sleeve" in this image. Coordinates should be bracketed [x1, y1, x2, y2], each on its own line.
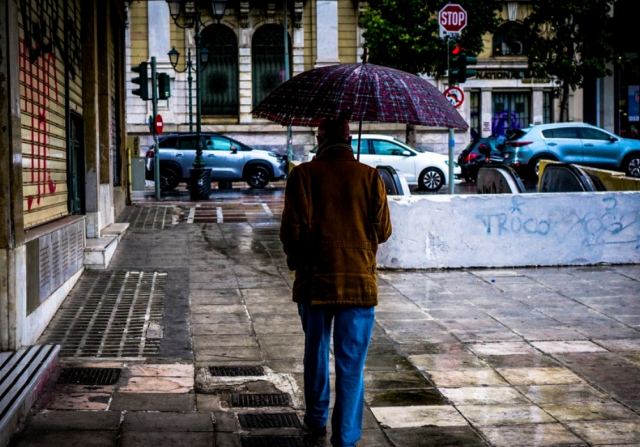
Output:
[372, 174, 392, 244]
[280, 167, 309, 271]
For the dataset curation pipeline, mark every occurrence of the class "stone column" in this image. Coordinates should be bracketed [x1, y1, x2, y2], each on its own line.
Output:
[532, 89, 544, 125]
[0, 0, 27, 350]
[481, 89, 493, 138]
[239, 27, 253, 123]
[315, 0, 340, 66]
[148, 2, 171, 62]
[83, 0, 101, 238]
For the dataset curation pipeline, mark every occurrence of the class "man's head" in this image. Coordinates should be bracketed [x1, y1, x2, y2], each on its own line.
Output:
[316, 118, 351, 146]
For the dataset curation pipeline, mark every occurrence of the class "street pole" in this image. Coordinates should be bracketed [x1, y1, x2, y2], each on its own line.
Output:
[151, 57, 161, 201]
[446, 38, 455, 195]
[283, 0, 293, 169]
[187, 48, 193, 132]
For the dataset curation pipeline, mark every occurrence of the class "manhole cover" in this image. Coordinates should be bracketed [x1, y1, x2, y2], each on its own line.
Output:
[240, 437, 304, 447]
[210, 366, 264, 376]
[231, 393, 291, 407]
[238, 413, 301, 429]
[58, 367, 121, 385]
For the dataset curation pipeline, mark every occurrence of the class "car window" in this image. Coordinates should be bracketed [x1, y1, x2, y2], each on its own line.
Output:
[580, 128, 611, 140]
[542, 128, 580, 139]
[203, 136, 234, 151]
[159, 136, 177, 148]
[506, 129, 527, 140]
[351, 139, 371, 155]
[371, 140, 407, 156]
[176, 136, 199, 150]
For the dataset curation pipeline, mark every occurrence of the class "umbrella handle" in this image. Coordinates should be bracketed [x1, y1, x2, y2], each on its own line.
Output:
[356, 48, 368, 162]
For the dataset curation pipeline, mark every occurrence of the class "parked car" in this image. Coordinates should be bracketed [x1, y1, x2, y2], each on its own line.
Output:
[145, 133, 287, 190]
[457, 137, 505, 182]
[502, 122, 640, 179]
[307, 134, 460, 192]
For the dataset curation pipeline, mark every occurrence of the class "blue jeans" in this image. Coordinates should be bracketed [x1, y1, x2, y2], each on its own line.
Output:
[298, 303, 375, 447]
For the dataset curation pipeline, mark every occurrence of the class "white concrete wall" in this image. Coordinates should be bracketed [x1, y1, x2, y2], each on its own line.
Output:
[378, 192, 640, 269]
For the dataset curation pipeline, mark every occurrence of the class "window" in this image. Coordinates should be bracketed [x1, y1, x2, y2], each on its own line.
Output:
[543, 91, 554, 123]
[492, 92, 530, 136]
[203, 136, 233, 151]
[371, 140, 407, 156]
[176, 136, 200, 150]
[470, 90, 481, 140]
[159, 136, 177, 148]
[492, 22, 528, 57]
[351, 139, 372, 154]
[580, 128, 610, 140]
[200, 24, 239, 116]
[252, 24, 291, 108]
[542, 128, 580, 139]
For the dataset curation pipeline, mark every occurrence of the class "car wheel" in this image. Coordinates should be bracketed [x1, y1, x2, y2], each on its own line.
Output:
[624, 154, 640, 178]
[160, 165, 180, 191]
[246, 165, 270, 189]
[419, 167, 444, 192]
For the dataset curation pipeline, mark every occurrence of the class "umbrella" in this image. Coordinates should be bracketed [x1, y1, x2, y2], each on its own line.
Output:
[252, 62, 468, 130]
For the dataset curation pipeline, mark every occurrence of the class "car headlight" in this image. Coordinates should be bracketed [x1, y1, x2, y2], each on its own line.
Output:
[267, 151, 278, 158]
[444, 160, 449, 166]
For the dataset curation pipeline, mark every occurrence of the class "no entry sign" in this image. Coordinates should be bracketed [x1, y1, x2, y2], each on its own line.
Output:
[439, 3, 467, 37]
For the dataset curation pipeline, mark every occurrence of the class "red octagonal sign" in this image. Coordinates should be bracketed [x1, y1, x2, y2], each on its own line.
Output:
[439, 3, 467, 33]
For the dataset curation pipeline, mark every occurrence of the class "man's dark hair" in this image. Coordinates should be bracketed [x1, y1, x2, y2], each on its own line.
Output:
[318, 118, 351, 144]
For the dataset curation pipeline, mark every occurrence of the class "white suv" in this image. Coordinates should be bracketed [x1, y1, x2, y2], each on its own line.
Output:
[308, 134, 460, 192]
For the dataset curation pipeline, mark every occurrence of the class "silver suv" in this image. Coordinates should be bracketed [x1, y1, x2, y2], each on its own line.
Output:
[146, 133, 287, 190]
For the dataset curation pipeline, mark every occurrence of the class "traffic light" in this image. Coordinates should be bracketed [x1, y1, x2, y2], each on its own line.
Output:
[132, 62, 149, 100]
[449, 44, 477, 85]
[157, 73, 171, 100]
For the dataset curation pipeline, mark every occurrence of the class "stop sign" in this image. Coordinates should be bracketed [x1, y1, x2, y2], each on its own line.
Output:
[439, 3, 467, 34]
[154, 114, 163, 135]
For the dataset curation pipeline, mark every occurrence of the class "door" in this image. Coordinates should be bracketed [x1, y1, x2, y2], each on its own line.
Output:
[541, 127, 583, 164]
[579, 126, 621, 168]
[202, 135, 244, 179]
[370, 139, 417, 183]
[174, 135, 199, 178]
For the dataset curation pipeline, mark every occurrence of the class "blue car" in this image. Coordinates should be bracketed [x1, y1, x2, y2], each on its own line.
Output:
[502, 122, 640, 179]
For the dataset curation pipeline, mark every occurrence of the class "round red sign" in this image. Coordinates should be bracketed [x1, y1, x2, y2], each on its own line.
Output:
[154, 114, 163, 135]
[439, 4, 467, 33]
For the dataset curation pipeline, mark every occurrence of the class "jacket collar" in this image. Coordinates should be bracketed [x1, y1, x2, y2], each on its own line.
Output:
[314, 142, 355, 162]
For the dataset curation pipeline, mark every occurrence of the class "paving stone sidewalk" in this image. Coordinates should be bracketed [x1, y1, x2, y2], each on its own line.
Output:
[10, 188, 640, 447]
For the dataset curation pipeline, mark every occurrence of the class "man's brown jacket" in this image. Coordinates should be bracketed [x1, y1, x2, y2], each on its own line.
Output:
[280, 142, 392, 307]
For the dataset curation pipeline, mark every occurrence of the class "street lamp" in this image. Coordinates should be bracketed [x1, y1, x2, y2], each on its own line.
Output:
[168, 46, 195, 132]
[166, 0, 228, 200]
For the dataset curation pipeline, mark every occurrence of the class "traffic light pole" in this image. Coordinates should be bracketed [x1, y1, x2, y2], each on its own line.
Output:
[446, 38, 455, 195]
[151, 57, 160, 201]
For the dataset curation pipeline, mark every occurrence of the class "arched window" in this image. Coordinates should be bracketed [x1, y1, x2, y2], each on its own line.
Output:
[493, 22, 528, 57]
[252, 24, 291, 108]
[200, 24, 238, 116]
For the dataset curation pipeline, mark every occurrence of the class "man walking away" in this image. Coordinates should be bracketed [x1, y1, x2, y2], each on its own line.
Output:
[280, 118, 392, 447]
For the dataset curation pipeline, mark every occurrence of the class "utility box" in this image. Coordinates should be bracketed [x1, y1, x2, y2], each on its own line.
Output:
[131, 158, 146, 191]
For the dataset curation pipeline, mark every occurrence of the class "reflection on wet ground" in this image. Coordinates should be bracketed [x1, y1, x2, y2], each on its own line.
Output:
[15, 184, 640, 447]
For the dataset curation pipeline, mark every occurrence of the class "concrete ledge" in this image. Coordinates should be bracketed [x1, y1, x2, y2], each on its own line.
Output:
[84, 223, 129, 270]
[378, 191, 640, 269]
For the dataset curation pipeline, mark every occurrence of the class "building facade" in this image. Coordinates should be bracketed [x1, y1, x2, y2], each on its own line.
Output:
[1, 0, 129, 350]
[126, 1, 594, 158]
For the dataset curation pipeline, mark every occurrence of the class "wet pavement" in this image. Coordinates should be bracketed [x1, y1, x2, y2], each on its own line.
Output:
[11, 185, 640, 446]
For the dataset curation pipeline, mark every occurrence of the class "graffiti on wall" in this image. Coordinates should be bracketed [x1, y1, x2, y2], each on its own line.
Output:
[476, 196, 640, 251]
[19, 0, 81, 211]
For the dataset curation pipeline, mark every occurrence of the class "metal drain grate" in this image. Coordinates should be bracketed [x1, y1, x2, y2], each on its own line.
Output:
[231, 393, 291, 407]
[122, 206, 176, 230]
[210, 366, 265, 376]
[238, 413, 301, 429]
[58, 367, 121, 385]
[240, 436, 304, 447]
[40, 271, 166, 358]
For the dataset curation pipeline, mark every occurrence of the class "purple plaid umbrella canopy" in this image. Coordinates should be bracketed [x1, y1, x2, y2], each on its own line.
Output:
[252, 63, 468, 130]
